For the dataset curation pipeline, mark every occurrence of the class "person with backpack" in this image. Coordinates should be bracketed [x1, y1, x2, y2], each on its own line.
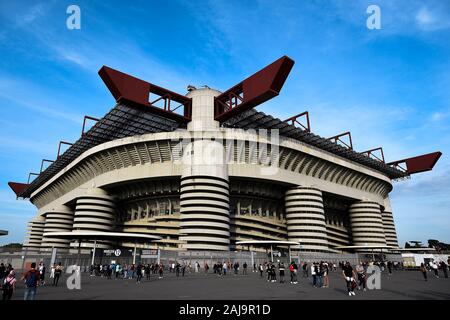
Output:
[22, 262, 40, 300]
[2, 270, 17, 300]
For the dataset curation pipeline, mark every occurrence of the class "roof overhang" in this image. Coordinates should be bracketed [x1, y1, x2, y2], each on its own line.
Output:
[236, 240, 300, 246]
[334, 245, 393, 251]
[43, 231, 162, 242]
[387, 151, 442, 175]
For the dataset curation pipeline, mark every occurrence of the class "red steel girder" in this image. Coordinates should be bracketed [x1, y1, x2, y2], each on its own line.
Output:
[361, 147, 385, 163]
[328, 131, 353, 150]
[8, 182, 30, 198]
[40, 159, 54, 173]
[57, 141, 74, 158]
[284, 111, 310, 132]
[27, 173, 39, 184]
[387, 151, 442, 175]
[99, 66, 192, 124]
[214, 55, 295, 122]
[82, 115, 100, 136]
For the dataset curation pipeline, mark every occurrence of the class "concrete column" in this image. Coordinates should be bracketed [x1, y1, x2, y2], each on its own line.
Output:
[285, 186, 329, 252]
[180, 88, 230, 251]
[382, 198, 399, 249]
[41, 205, 74, 249]
[23, 216, 45, 249]
[73, 187, 115, 248]
[349, 200, 386, 248]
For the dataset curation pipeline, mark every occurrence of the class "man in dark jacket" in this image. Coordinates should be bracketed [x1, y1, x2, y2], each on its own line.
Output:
[22, 262, 40, 300]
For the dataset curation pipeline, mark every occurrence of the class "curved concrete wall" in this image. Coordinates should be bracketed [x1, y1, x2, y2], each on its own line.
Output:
[41, 205, 74, 249]
[24, 217, 45, 248]
[382, 210, 399, 248]
[73, 188, 115, 233]
[180, 133, 231, 250]
[349, 201, 386, 248]
[285, 186, 329, 252]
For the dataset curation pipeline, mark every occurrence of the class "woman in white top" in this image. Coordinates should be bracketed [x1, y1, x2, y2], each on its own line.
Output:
[50, 264, 56, 279]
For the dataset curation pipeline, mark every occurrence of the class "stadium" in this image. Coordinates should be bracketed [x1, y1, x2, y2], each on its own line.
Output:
[8, 56, 441, 258]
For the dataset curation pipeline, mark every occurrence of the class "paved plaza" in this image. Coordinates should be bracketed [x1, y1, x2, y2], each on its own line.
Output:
[8, 269, 450, 300]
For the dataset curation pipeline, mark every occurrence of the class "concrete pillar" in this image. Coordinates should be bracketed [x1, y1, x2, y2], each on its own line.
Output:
[382, 198, 399, 249]
[23, 216, 45, 249]
[284, 186, 329, 252]
[73, 187, 115, 248]
[349, 200, 386, 248]
[41, 205, 74, 249]
[180, 88, 230, 251]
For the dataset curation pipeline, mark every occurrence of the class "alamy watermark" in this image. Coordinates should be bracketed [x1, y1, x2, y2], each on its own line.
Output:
[66, 5, 81, 30]
[66, 265, 81, 290]
[366, 4, 381, 30]
[170, 128, 281, 177]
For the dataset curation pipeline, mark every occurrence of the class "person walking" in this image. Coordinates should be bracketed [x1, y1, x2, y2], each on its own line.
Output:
[182, 263, 186, 277]
[223, 262, 228, 275]
[2, 270, 17, 301]
[22, 262, 40, 300]
[440, 261, 448, 278]
[259, 264, 264, 278]
[53, 262, 63, 287]
[289, 261, 298, 284]
[387, 261, 393, 276]
[136, 264, 142, 283]
[431, 261, 439, 278]
[176, 262, 180, 277]
[243, 262, 247, 275]
[323, 262, 330, 288]
[158, 263, 164, 279]
[355, 262, 366, 291]
[311, 263, 317, 287]
[49, 263, 56, 280]
[279, 262, 285, 283]
[342, 261, 357, 296]
[302, 262, 308, 278]
[38, 262, 46, 286]
[420, 263, 428, 281]
[0, 263, 6, 284]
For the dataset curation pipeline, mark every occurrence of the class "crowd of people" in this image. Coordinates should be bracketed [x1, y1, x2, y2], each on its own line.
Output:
[1, 257, 449, 300]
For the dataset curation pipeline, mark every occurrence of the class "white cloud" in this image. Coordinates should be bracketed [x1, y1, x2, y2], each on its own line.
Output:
[416, 7, 434, 26]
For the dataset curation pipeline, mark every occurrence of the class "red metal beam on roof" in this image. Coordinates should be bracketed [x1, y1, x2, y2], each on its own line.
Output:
[214, 56, 295, 122]
[284, 111, 310, 132]
[8, 182, 30, 197]
[82, 115, 100, 136]
[328, 131, 353, 150]
[387, 152, 442, 175]
[361, 147, 385, 163]
[98, 66, 192, 124]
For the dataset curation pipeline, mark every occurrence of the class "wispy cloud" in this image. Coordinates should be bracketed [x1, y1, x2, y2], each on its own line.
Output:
[0, 77, 83, 124]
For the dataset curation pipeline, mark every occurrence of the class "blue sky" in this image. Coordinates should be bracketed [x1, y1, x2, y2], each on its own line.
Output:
[0, 0, 449, 246]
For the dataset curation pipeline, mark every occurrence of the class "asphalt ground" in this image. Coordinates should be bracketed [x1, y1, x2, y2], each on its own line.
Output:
[6, 268, 449, 300]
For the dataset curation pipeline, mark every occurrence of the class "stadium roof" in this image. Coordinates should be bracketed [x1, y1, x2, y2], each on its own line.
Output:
[224, 109, 408, 179]
[9, 55, 441, 199]
[15, 101, 182, 199]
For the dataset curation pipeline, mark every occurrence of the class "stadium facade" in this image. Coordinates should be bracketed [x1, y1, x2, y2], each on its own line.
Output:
[9, 56, 441, 254]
